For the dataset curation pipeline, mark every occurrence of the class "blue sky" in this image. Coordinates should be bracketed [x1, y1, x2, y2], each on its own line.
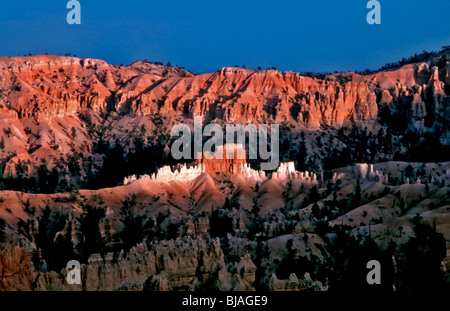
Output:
[0, 0, 449, 73]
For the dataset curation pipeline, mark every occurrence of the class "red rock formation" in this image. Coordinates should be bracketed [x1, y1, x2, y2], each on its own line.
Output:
[0, 52, 447, 181]
[1, 54, 446, 128]
[199, 144, 247, 175]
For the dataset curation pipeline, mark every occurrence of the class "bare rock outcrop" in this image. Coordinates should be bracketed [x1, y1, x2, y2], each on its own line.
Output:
[0, 52, 447, 185]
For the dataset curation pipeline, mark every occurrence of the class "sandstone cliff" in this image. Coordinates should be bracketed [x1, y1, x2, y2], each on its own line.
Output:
[0, 51, 448, 187]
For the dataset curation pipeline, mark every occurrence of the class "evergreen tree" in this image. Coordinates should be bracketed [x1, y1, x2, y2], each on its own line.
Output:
[309, 185, 320, 203]
[353, 179, 362, 208]
[296, 143, 307, 171]
[312, 203, 321, 219]
[116, 193, 146, 251]
[78, 202, 106, 261]
[0, 217, 6, 243]
[397, 215, 446, 291]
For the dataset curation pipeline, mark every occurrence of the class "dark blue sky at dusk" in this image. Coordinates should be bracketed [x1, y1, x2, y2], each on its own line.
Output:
[0, 0, 449, 74]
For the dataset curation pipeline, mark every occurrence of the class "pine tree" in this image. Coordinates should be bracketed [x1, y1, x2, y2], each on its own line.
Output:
[79, 202, 106, 261]
[309, 185, 320, 203]
[71, 127, 77, 139]
[252, 197, 260, 217]
[116, 193, 145, 251]
[353, 179, 361, 208]
[312, 203, 321, 219]
[0, 218, 6, 243]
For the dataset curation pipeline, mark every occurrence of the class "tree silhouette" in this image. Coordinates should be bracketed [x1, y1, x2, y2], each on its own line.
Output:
[397, 215, 446, 291]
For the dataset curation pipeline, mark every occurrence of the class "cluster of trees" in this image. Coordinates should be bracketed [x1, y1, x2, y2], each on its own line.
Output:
[378, 50, 448, 72]
[257, 50, 446, 81]
[322, 229, 396, 291]
[396, 215, 447, 291]
[293, 122, 447, 176]
[0, 121, 171, 193]
[210, 208, 235, 238]
[87, 137, 167, 190]
[27, 192, 157, 271]
[276, 238, 322, 280]
[319, 126, 389, 171]
[271, 214, 447, 291]
[115, 194, 153, 251]
[395, 130, 449, 163]
[1, 95, 447, 194]
[141, 59, 186, 71]
[216, 49, 449, 80]
[33, 205, 76, 271]
[331, 214, 447, 291]
[0, 156, 73, 193]
[4, 177, 446, 291]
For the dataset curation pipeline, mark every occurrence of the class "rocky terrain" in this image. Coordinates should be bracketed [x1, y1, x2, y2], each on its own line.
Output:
[0, 48, 449, 291]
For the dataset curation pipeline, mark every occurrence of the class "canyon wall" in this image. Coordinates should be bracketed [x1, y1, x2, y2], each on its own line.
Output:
[0, 53, 448, 184]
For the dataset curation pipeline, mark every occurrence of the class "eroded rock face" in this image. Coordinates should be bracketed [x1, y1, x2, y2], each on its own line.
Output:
[0, 52, 449, 291]
[0, 159, 449, 291]
[266, 272, 327, 291]
[0, 56, 191, 120]
[0, 53, 448, 185]
[0, 243, 34, 290]
[0, 237, 261, 291]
